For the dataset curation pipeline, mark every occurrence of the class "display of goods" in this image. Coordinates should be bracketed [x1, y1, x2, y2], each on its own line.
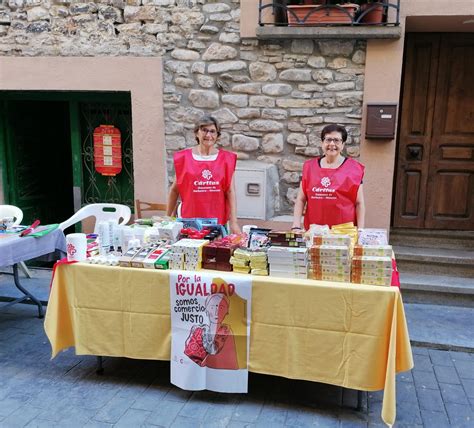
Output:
[353, 245, 393, 257]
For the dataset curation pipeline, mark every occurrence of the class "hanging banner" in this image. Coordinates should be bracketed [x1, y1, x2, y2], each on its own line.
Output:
[170, 271, 252, 393]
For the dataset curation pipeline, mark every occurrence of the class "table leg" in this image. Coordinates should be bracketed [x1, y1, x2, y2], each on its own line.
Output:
[12, 263, 44, 318]
[96, 356, 104, 375]
[357, 390, 364, 411]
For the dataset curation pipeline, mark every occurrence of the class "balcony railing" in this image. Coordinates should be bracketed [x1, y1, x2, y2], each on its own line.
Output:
[258, 1, 400, 27]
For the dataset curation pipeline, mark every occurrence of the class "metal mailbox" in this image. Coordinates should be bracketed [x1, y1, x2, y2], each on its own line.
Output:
[366, 103, 398, 139]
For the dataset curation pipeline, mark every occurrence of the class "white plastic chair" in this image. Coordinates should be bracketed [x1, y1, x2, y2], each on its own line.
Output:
[0, 205, 23, 225]
[59, 203, 131, 234]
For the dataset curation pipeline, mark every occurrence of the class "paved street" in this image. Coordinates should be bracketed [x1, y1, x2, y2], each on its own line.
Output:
[0, 302, 472, 428]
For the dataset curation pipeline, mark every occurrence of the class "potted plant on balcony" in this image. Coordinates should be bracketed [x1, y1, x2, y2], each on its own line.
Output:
[356, 0, 387, 24]
[287, 1, 360, 26]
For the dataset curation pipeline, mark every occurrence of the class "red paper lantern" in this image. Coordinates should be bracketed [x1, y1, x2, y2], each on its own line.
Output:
[93, 125, 122, 176]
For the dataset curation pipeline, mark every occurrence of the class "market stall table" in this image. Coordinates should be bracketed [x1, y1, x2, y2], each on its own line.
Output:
[45, 263, 413, 426]
[0, 227, 66, 317]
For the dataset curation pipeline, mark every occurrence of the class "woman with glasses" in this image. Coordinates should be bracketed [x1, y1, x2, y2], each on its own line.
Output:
[167, 115, 240, 234]
[291, 124, 365, 230]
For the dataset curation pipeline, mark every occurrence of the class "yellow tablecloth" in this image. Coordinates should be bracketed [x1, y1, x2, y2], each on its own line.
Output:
[44, 263, 413, 426]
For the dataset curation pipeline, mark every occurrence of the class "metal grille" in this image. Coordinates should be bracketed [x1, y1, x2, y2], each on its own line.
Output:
[80, 101, 134, 208]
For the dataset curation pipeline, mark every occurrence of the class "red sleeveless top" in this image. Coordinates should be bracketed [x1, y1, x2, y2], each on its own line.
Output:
[174, 149, 237, 225]
[302, 157, 364, 229]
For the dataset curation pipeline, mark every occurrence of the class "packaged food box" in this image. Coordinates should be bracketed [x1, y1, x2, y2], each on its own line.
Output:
[269, 241, 307, 248]
[312, 235, 352, 247]
[250, 260, 268, 270]
[353, 245, 393, 257]
[352, 256, 392, 270]
[268, 231, 304, 240]
[202, 242, 238, 263]
[308, 264, 351, 275]
[157, 221, 183, 242]
[270, 269, 307, 279]
[143, 248, 170, 269]
[351, 267, 392, 277]
[351, 274, 391, 287]
[251, 268, 269, 276]
[308, 256, 351, 266]
[308, 271, 351, 282]
[202, 261, 233, 272]
[229, 256, 250, 268]
[309, 245, 350, 258]
[267, 246, 307, 260]
[169, 252, 185, 270]
[268, 259, 308, 269]
[155, 252, 170, 270]
[233, 248, 253, 262]
[233, 266, 251, 274]
[248, 251, 267, 262]
[119, 247, 142, 267]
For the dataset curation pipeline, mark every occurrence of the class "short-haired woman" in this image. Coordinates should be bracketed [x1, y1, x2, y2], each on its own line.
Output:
[167, 115, 240, 234]
[292, 124, 365, 230]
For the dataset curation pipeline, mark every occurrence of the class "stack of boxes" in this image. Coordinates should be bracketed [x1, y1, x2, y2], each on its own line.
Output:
[307, 235, 352, 282]
[229, 248, 252, 274]
[267, 246, 307, 279]
[201, 239, 239, 271]
[248, 251, 268, 276]
[351, 245, 393, 286]
[169, 239, 208, 271]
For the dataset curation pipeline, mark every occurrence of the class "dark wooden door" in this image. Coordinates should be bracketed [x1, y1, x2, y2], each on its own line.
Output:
[394, 33, 474, 230]
[3, 100, 74, 225]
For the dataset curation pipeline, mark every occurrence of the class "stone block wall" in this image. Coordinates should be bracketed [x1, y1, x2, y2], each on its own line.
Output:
[0, 0, 366, 215]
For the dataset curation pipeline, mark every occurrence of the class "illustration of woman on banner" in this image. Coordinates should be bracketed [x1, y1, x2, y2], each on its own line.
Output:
[184, 293, 239, 370]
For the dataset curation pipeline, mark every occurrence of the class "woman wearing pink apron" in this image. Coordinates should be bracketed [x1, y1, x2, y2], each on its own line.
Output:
[167, 115, 240, 234]
[292, 124, 365, 230]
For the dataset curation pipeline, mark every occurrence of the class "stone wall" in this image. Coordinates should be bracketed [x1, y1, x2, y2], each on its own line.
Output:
[0, 0, 365, 215]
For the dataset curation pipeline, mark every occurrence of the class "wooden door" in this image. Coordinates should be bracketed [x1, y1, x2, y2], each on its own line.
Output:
[3, 99, 74, 225]
[394, 34, 474, 230]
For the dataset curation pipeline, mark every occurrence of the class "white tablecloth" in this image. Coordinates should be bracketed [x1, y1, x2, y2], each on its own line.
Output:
[0, 228, 66, 267]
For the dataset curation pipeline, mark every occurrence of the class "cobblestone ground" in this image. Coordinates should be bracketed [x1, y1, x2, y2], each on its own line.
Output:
[0, 305, 473, 428]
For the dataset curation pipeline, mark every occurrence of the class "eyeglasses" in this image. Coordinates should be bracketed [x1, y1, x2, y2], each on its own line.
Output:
[200, 127, 217, 136]
[323, 137, 343, 144]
